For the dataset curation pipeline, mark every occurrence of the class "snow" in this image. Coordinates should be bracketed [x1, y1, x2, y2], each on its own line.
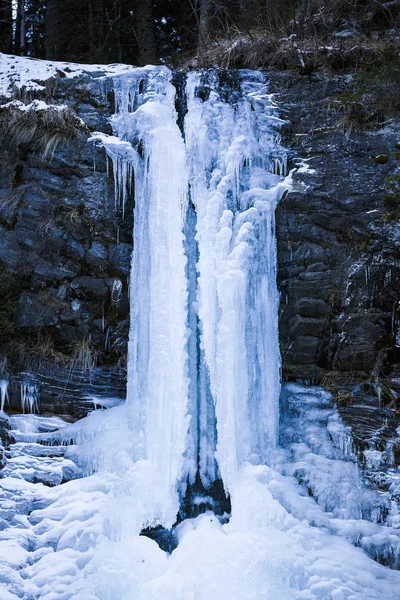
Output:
[0, 99, 68, 111]
[0, 386, 400, 598]
[0, 53, 136, 99]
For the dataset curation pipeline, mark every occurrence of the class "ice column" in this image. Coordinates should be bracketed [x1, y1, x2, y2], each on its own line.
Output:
[111, 68, 190, 495]
[185, 71, 288, 491]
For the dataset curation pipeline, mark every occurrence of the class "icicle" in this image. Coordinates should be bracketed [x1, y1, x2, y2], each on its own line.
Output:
[20, 378, 39, 414]
[365, 264, 370, 285]
[0, 379, 9, 412]
[111, 279, 123, 305]
[88, 133, 137, 217]
[104, 327, 110, 352]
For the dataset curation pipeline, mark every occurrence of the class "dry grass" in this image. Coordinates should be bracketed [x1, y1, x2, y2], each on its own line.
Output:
[0, 182, 34, 221]
[69, 335, 98, 372]
[31, 331, 70, 368]
[189, 30, 399, 74]
[0, 102, 86, 160]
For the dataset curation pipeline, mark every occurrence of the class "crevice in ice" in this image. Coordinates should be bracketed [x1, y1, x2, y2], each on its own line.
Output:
[171, 71, 188, 137]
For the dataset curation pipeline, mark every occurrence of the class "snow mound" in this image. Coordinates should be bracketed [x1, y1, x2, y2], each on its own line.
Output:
[0, 53, 136, 99]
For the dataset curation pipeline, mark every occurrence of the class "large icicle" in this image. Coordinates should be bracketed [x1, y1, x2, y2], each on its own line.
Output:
[113, 68, 190, 499]
[185, 71, 288, 491]
[0, 378, 9, 412]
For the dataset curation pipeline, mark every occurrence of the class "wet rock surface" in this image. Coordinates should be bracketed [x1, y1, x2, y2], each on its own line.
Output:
[0, 72, 129, 411]
[273, 70, 400, 386]
[271, 68, 400, 477]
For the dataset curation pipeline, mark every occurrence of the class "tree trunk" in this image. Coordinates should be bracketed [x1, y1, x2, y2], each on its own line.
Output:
[45, 0, 62, 60]
[0, 0, 12, 53]
[15, 0, 26, 55]
[198, 0, 212, 51]
[175, 0, 197, 56]
[297, 0, 309, 38]
[135, 0, 157, 65]
[29, 0, 44, 58]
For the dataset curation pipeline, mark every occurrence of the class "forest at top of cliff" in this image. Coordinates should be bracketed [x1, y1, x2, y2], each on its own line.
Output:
[1, 1, 399, 71]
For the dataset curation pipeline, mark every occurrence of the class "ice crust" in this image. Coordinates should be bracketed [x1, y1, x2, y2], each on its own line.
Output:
[1, 405, 400, 599]
[0, 64, 399, 598]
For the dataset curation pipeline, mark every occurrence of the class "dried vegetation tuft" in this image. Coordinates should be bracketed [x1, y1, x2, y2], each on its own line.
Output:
[0, 101, 86, 159]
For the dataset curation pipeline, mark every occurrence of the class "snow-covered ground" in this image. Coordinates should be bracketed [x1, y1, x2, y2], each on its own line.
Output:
[1, 390, 400, 599]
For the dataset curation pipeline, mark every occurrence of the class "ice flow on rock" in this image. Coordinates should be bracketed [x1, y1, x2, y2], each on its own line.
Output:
[92, 67, 288, 499]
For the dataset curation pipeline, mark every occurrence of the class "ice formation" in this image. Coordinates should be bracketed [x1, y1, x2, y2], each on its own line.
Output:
[1, 65, 400, 599]
[184, 71, 287, 491]
[0, 378, 9, 412]
[91, 67, 289, 500]
[20, 377, 40, 414]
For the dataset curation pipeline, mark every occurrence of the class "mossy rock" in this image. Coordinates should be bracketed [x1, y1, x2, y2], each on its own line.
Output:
[374, 154, 388, 164]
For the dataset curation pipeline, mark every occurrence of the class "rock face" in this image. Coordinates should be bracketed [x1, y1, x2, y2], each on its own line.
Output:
[0, 72, 131, 413]
[272, 71, 400, 393]
[271, 69, 400, 485]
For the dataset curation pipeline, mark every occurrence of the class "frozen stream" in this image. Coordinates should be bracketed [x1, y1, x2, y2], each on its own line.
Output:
[0, 67, 400, 598]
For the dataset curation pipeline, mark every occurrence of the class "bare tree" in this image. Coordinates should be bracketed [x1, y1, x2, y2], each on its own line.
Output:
[135, 0, 158, 65]
[198, 0, 213, 50]
[15, 0, 26, 55]
[0, 0, 12, 53]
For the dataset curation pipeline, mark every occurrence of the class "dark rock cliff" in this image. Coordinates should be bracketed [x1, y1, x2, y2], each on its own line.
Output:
[0, 72, 130, 415]
[274, 71, 400, 392]
[272, 67, 400, 487]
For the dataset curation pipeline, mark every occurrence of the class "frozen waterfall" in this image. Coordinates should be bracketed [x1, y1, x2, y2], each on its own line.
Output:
[2, 65, 400, 600]
[92, 66, 288, 500]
